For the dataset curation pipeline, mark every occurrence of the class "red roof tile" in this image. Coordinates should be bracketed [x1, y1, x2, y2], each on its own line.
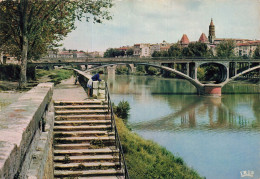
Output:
[198, 33, 208, 43]
[180, 34, 190, 44]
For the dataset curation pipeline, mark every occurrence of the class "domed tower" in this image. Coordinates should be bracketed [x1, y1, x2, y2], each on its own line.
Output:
[208, 18, 216, 43]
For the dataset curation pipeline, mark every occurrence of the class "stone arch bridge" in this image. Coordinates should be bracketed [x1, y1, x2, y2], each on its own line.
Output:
[29, 58, 260, 96]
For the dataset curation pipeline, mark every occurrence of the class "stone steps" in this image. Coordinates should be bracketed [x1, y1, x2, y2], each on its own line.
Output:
[55, 105, 108, 110]
[55, 109, 108, 115]
[54, 143, 92, 150]
[54, 162, 121, 170]
[54, 125, 111, 131]
[54, 155, 119, 163]
[53, 100, 124, 178]
[55, 114, 109, 120]
[54, 136, 115, 144]
[54, 131, 114, 137]
[54, 101, 108, 106]
[54, 148, 118, 156]
[54, 120, 111, 126]
[54, 169, 124, 178]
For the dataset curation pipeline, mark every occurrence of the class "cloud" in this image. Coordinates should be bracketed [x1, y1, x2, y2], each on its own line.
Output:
[61, 0, 260, 51]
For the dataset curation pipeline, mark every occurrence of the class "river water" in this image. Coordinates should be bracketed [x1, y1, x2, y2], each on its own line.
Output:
[105, 75, 260, 179]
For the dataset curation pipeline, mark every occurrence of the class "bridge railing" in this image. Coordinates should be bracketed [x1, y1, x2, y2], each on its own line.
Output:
[37, 56, 260, 63]
[105, 83, 130, 179]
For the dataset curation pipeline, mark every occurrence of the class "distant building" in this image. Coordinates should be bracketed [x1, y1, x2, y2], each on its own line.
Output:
[160, 46, 171, 52]
[234, 40, 260, 57]
[57, 51, 74, 58]
[88, 51, 104, 58]
[208, 18, 216, 44]
[199, 33, 209, 44]
[73, 51, 87, 58]
[213, 38, 251, 45]
[117, 46, 130, 54]
[140, 44, 151, 57]
[180, 34, 190, 47]
[133, 44, 141, 56]
[150, 44, 160, 55]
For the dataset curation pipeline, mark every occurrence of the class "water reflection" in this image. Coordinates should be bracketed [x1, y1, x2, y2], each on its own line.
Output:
[132, 95, 260, 131]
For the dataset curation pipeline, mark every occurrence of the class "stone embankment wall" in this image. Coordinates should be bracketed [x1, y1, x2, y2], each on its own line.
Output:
[0, 83, 54, 179]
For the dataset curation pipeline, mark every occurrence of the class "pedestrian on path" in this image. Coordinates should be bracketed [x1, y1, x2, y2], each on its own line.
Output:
[87, 71, 104, 96]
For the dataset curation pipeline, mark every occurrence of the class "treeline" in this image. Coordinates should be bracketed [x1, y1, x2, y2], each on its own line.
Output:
[154, 41, 260, 58]
[153, 42, 212, 58]
[104, 48, 134, 58]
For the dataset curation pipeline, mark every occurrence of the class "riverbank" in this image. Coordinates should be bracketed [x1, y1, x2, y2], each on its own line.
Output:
[115, 116, 203, 179]
[0, 69, 73, 91]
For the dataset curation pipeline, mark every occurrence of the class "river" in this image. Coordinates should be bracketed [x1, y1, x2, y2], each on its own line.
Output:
[105, 75, 260, 179]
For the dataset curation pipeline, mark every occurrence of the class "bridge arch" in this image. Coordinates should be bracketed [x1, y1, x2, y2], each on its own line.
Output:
[221, 65, 260, 86]
[198, 62, 229, 84]
[84, 63, 204, 89]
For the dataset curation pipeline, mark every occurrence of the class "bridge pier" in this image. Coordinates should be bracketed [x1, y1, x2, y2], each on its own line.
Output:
[198, 85, 222, 97]
[107, 65, 117, 76]
[128, 64, 136, 73]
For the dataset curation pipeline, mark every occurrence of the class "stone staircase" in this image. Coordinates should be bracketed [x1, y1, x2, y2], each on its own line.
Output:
[53, 100, 124, 179]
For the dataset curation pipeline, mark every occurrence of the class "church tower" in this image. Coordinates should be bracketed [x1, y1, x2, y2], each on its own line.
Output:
[208, 18, 216, 43]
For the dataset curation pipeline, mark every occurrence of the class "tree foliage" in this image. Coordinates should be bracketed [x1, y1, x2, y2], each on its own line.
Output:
[254, 45, 260, 59]
[216, 40, 235, 58]
[104, 48, 125, 57]
[168, 43, 181, 57]
[126, 48, 134, 56]
[0, 0, 113, 88]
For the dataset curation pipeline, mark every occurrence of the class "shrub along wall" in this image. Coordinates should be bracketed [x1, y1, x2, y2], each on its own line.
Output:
[0, 64, 36, 81]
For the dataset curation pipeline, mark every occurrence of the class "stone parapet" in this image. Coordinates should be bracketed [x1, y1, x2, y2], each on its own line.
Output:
[0, 83, 53, 178]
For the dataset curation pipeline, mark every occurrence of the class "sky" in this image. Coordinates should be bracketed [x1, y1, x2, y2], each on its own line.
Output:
[61, 0, 260, 52]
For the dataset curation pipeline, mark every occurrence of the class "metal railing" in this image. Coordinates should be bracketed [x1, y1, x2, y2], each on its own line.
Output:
[105, 82, 130, 179]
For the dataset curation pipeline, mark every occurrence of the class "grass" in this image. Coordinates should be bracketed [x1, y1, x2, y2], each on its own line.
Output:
[115, 116, 203, 179]
[36, 69, 73, 85]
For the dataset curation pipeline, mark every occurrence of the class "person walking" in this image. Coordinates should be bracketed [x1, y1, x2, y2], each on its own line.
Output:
[87, 71, 104, 97]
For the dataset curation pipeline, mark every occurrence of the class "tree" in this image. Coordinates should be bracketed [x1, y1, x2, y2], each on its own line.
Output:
[152, 51, 161, 57]
[185, 42, 208, 57]
[254, 45, 260, 59]
[182, 47, 193, 57]
[216, 40, 235, 58]
[168, 43, 181, 57]
[126, 48, 134, 56]
[0, 0, 113, 88]
[119, 50, 125, 57]
[104, 48, 114, 57]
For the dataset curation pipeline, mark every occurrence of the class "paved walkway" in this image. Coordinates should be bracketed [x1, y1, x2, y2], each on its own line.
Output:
[53, 76, 88, 101]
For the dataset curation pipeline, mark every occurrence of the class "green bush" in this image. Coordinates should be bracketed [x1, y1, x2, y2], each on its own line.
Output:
[116, 66, 129, 75]
[136, 65, 146, 73]
[197, 67, 205, 81]
[114, 100, 130, 119]
[146, 66, 158, 75]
